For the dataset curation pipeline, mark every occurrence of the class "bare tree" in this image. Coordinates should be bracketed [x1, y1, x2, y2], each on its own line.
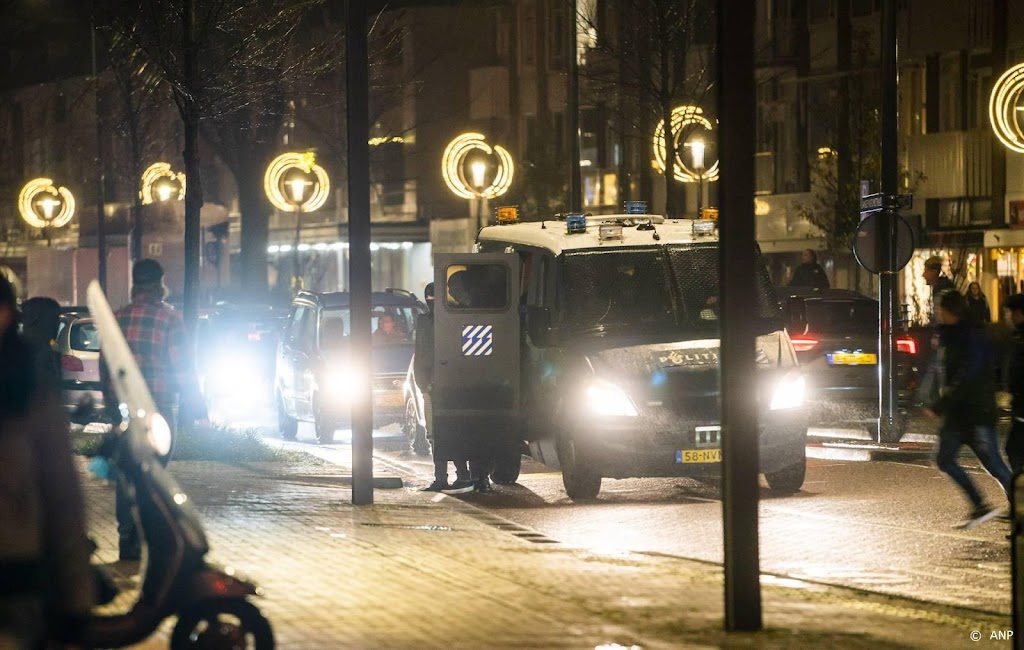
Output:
[577, 0, 715, 217]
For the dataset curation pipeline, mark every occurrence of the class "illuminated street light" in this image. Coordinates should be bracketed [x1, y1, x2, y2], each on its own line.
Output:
[691, 139, 706, 218]
[990, 62, 1024, 153]
[471, 161, 487, 190]
[140, 162, 186, 204]
[18, 178, 75, 229]
[441, 133, 514, 200]
[264, 152, 329, 293]
[653, 106, 720, 183]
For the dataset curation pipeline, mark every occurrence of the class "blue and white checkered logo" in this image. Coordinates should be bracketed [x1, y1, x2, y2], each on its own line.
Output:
[462, 325, 493, 356]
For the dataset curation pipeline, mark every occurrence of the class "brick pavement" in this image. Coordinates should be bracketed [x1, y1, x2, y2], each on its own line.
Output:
[79, 456, 1011, 649]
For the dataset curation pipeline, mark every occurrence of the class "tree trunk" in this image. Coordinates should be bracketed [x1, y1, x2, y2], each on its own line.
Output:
[181, 0, 202, 334]
[658, 3, 676, 218]
[238, 165, 270, 295]
[535, 0, 551, 213]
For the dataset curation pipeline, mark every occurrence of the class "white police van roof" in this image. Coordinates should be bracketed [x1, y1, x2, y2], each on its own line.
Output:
[478, 214, 719, 256]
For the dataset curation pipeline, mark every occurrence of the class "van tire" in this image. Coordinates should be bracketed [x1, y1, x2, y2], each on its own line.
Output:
[278, 393, 298, 441]
[314, 399, 335, 445]
[490, 447, 522, 484]
[557, 434, 601, 500]
[764, 454, 806, 494]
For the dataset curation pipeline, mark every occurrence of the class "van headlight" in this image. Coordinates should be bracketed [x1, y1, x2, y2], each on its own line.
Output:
[586, 380, 638, 417]
[769, 373, 806, 411]
[326, 368, 360, 400]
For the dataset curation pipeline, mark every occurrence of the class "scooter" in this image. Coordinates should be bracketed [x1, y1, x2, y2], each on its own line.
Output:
[72, 280, 274, 649]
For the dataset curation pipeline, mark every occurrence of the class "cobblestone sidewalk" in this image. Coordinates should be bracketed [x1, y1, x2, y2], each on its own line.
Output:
[80, 457, 1010, 649]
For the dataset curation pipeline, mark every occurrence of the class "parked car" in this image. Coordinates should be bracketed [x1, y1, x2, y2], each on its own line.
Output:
[196, 303, 288, 416]
[402, 356, 430, 456]
[776, 287, 919, 431]
[276, 289, 425, 443]
[55, 311, 105, 420]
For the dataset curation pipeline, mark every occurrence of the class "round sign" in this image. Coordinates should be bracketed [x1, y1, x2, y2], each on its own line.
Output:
[852, 212, 914, 274]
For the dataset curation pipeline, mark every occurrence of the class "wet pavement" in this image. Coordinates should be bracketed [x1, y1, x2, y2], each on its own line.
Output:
[80, 444, 1012, 649]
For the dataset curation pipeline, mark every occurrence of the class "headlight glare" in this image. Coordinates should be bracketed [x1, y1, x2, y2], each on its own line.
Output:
[770, 373, 806, 411]
[586, 380, 638, 417]
[148, 413, 173, 456]
[326, 368, 359, 399]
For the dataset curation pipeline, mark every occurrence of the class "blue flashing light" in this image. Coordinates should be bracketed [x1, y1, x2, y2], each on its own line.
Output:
[624, 200, 648, 215]
[566, 213, 587, 234]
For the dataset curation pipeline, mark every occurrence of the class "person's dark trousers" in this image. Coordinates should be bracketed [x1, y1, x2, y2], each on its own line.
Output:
[936, 423, 1013, 509]
[1008, 418, 1024, 475]
[116, 403, 176, 560]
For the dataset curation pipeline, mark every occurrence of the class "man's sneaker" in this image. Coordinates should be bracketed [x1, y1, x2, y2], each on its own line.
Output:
[442, 478, 476, 495]
[420, 480, 448, 492]
[956, 505, 1001, 530]
[474, 477, 493, 493]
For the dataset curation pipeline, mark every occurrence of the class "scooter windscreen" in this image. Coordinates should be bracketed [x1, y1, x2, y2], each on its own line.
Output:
[86, 280, 208, 551]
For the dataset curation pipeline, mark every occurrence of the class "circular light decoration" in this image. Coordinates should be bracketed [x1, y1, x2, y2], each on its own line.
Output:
[18, 178, 76, 229]
[990, 62, 1024, 154]
[140, 162, 186, 204]
[264, 151, 330, 212]
[442, 133, 515, 200]
[652, 105, 720, 183]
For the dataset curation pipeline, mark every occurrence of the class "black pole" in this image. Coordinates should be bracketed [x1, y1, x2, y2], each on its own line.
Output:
[347, 0, 374, 506]
[877, 0, 899, 443]
[568, 0, 582, 212]
[717, 0, 762, 632]
[90, 20, 107, 292]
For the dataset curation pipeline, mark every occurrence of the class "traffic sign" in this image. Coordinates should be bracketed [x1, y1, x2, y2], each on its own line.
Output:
[852, 212, 915, 274]
[860, 192, 913, 213]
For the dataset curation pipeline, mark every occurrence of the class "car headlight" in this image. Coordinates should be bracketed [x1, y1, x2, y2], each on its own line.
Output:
[148, 412, 173, 457]
[586, 380, 639, 417]
[326, 368, 360, 399]
[770, 373, 806, 411]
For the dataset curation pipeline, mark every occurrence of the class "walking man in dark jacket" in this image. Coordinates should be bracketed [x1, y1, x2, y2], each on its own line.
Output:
[924, 290, 1013, 529]
[1004, 294, 1024, 473]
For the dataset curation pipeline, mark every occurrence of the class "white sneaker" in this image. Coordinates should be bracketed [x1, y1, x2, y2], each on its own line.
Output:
[956, 506, 1001, 530]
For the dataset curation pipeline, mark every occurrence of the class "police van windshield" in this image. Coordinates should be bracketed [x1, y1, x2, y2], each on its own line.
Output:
[560, 245, 779, 335]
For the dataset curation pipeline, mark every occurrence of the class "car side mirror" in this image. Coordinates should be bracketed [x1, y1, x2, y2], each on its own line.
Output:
[527, 306, 558, 347]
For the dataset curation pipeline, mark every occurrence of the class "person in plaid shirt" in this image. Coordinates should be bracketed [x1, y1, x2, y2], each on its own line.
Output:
[101, 259, 206, 561]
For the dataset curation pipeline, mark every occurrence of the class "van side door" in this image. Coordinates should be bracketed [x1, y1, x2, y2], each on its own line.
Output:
[432, 253, 521, 434]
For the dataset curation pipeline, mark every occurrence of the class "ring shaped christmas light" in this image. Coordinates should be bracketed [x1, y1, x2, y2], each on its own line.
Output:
[652, 105, 720, 183]
[140, 162, 186, 204]
[18, 178, 76, 229]
[990, 62, 1024, 154]
[264, 152, 330, 212]
[442, 133, 515, 200]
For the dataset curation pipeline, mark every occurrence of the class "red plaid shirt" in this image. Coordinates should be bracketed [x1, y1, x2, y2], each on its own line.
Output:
[105, 294, 189, 410]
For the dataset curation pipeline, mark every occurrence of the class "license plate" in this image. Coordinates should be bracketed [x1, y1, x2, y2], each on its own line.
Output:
[676, 449, 721, 463]
[827, 352, 877, 366]
[374, 393, 405, 407]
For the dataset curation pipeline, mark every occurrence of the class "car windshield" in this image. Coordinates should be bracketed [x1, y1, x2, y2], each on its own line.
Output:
[560, 244, 779, 335]
[69, 321, 100, 352]
[800, 299, 878, 334]
[319, 305, 419, 349]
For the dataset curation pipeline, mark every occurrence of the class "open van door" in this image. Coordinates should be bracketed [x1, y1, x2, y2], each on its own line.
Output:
[432, 253, 522, 476]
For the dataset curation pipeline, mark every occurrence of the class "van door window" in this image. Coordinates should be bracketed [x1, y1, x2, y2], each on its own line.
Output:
[445, 264, 509, 310]
[289, 306, 308, 343]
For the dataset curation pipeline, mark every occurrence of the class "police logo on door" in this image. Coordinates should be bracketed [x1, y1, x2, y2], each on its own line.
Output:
[462, 325, 493, 356]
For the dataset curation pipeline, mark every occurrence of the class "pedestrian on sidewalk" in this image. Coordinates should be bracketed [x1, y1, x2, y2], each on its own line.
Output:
[788, 248, 830, 290]
[1004, 294, 1024, 474]
[100, 259, 208, 561]
[19, 296, 62, 390]
[917, 256, 958, 407]
[923, 290, 1013, 529]
[966, 282, 991, 325]
[0, 275, 94, 648]
[414, 282, 474, 494]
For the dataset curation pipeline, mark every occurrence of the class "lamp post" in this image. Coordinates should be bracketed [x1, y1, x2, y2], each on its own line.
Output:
[471, 160, 487, 231]
[287, 178, 311, 291]
[18, 178, 76, 247]
[691, 139, 706, 218]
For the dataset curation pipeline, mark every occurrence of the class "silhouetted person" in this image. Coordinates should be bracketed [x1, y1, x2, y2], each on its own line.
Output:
[789, 249, 829, 290]
[1005, 294, 1024, 474]
[966, 281, 991, 324]
[0, 276, 93, 647]
[20, 296, 62, 390]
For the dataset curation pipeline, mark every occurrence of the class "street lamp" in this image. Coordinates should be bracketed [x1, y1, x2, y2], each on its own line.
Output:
[470, 160, 488, 231]
[442, 133, 514, 239]
[264, 152, 329, 293]
[18, 178, 76, 246]
[691, 139, 705, 218]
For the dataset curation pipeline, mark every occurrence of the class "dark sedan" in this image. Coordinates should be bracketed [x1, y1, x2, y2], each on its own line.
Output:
[778, 288, 919, 433]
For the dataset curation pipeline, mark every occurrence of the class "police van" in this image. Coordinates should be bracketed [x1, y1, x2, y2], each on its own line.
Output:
[431, 204, 807, 500]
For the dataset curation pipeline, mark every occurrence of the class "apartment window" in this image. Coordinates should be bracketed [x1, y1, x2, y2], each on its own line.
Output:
[966, 70, 991, 130]
[901, 66, 926, 136]
[809, 0, 835, 23]
[939, 55, 962, 132]
[522, 2, 537, 66]
[549, 4, 567, 71]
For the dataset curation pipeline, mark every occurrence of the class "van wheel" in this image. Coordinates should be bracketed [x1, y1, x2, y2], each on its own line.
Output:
[314, 402, 335, 445]
[490, 446, 522, 485]
[404, 398, 430, 456]
[764, 454, 806, 494]
[557, 434, 601, 500]
[278, 393, 297, 441]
